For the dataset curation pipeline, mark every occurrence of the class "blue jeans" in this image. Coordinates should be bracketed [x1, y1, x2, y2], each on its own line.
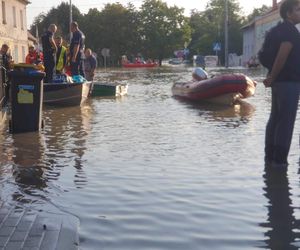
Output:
[265, 81, 300, 164]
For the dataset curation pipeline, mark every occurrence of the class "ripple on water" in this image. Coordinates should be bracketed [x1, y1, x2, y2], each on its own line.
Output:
[0, 67, 300, 250]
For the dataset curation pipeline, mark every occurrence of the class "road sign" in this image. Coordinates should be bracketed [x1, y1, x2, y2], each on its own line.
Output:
[101, 48, 110, 57]
[213, 42, 221, 51]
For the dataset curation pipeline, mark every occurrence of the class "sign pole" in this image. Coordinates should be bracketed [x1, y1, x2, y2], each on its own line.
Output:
[69, 0, 72, 42]
[224, 0, 229, 68]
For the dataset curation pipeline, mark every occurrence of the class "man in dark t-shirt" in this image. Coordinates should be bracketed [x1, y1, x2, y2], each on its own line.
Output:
[41, 24, 57, 83]
[263, 0, 300, 167]
[70, 21, 85, 77]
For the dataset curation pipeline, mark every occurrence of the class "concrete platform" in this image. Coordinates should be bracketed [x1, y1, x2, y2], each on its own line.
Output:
[0, 201, 79, 250]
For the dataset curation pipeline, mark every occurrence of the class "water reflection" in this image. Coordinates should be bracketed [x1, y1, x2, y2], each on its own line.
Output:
[182, 99, 255, 127]
[261, 167, 299, 249]
[11, 132, 47, 203]
[6, 101, 93, 204]
[44, 103, 92, 189]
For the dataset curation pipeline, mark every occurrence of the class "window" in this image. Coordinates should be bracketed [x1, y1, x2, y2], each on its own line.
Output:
[20, 10, 23, 30]
[21, 46, 25, 62]
[2, 1, 6, 24]
[13, 6, 16, 27]
[14, 45, 18, 63]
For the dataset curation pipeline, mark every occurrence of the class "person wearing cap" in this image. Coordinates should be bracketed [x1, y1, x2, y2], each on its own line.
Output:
[192, 67, 208, 81]
[55, 36, 67, 74]
[70, 21, 85, 77]
[25, 45, 43, 65]
[41, 24, 57, 83]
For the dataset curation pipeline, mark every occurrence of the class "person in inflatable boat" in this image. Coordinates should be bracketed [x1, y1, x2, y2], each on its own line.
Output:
[192, 67, 208, 81]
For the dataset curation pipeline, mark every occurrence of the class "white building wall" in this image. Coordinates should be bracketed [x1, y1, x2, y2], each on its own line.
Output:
[0, 0, 28, 63]
[242, 27, 255, 66]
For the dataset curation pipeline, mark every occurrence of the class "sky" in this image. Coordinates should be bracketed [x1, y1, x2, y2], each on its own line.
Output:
[27, 0, 273, 28]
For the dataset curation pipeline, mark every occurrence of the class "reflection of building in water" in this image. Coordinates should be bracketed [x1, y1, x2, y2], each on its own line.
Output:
[260, 167, 299, 249]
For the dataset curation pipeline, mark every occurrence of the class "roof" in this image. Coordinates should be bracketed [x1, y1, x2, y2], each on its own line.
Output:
[18, 0, 30, 5]
[241, 1, 283, 30]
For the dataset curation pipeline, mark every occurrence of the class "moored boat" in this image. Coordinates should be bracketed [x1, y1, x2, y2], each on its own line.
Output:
[90, 82, 128, 97]
[172, 73, 256, 105]
[44, 82, 86, 106]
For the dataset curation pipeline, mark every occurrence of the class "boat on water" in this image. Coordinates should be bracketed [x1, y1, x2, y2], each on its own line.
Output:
[172, 73, 256, 105]
[90, 82, 128, 97]
[44, 81, 91, 107]
[122, 62, 157, 68]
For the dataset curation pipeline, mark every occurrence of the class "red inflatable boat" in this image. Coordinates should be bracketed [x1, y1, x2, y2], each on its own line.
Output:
[172, 73, 256, 105]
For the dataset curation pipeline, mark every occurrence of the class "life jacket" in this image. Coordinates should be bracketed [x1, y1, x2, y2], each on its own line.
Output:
[56, 46, 66, 71]
[25, 51, 43, 64]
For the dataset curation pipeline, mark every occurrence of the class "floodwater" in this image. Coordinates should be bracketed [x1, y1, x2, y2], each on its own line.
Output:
[1, 65, 300, 250]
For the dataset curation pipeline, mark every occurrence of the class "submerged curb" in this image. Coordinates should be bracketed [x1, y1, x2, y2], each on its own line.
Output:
[0, 201, 79, 249]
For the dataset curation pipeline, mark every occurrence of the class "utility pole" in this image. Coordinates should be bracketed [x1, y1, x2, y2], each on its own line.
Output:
[70, 0, 72, 42]
[224, 0, 229, 68]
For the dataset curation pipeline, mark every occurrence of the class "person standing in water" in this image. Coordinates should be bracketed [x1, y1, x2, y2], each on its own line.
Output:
[263, 0, 300, 167]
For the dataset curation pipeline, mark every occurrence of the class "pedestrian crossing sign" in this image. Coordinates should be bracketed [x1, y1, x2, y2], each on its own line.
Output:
[213, 42, 221, 51]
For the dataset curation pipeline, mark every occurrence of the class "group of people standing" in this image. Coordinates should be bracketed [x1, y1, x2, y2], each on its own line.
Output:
[27, 21, 97, 83]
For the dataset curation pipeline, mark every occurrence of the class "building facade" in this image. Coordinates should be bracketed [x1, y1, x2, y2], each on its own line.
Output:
[242, 0, 281, 66]
[0, 0, 30, 125]
[0, 0, 29, 63]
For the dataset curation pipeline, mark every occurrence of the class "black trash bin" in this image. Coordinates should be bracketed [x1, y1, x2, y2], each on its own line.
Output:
[8, 68, 45, 133]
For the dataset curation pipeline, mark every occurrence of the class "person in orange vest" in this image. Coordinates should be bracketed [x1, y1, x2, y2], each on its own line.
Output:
[25, 45, 43, 64]
[55, 36, 67, 74]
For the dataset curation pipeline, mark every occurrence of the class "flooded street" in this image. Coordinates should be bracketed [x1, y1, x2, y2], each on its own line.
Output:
[1, 66, 300, 249]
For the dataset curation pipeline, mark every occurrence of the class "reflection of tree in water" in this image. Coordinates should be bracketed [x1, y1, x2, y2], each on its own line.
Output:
[260, 167, 300, 249]
[44, 103, 93, 189]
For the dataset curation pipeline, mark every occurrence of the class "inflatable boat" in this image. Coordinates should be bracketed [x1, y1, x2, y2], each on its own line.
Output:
[172, 73, 256, 105]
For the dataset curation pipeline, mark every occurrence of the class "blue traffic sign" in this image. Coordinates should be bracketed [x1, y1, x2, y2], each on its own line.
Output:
[213, 42, 221, 51]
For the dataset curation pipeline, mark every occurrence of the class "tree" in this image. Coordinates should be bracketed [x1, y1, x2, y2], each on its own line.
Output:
[246, 5, 270, 23]
[96, 3, 142, 65]
[80, 8, 102, 54]
[139, 0, 191, 65]
[30, 3, 83, 44]
[189, 0, 244, 65]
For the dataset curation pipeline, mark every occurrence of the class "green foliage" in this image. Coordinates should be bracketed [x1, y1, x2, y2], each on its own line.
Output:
[28, 0, 265, 66]
[246, 5, 270, 23]
[188, 0, 244, 64]
[30, 2, 83, 43]
[139, 0, 191, 65]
